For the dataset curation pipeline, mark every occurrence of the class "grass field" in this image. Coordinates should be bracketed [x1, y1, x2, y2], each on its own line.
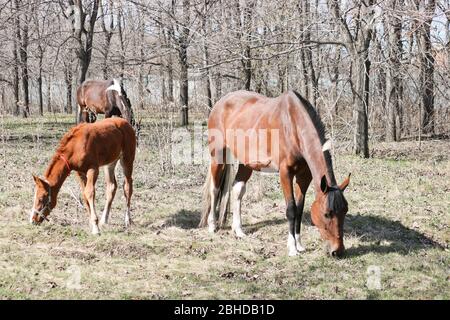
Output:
[0, 114, 448, 299]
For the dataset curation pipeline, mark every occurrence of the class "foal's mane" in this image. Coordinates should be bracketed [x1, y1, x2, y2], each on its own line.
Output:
[44, 124, 85, 177]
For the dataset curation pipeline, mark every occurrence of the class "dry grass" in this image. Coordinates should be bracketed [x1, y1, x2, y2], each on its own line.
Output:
[0, 114, 448, 300]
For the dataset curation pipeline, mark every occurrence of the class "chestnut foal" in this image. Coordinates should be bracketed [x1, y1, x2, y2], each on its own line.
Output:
[30, 118, 136, 234]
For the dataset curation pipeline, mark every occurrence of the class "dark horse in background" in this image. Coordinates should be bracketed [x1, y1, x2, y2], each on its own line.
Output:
[76, 79, 135, 126]
[200, 90, 351, 258]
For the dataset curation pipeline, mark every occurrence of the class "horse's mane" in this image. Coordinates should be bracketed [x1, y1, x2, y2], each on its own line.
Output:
[327, 186, 348, 213]
[44, 124, 85, 177]
[292, 91, 326, 145]
[292, 90, 337, 187]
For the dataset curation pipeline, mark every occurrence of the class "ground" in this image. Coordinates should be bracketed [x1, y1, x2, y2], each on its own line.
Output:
[0, 114, 448, 299]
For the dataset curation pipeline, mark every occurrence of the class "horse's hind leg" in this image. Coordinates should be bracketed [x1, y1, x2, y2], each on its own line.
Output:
[208, 161, 224, 233]
[85, 168, 100, 235]
[231, 164, 252, 238]
[100, 160, 118, 226]
[120, 156, 134, 228]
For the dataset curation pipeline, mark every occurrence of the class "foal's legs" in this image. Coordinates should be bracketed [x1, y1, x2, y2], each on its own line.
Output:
[120, 157, 133, 228]
[294, 168, 312, 253]
[100, 161, 118, 226]
[76, 172, 90, 217]
[231, 164, 252, 238]
[84, 168, 100, 235]
[279, 163, 298, 256]
[208, 161, 224, 233]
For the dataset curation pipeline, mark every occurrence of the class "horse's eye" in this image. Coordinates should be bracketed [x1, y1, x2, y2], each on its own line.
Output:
[324, 212, 332, 219]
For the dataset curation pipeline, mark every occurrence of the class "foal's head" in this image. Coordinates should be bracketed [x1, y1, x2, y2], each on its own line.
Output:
[311, 175, 350, 258]
[30, 175, 52, 225]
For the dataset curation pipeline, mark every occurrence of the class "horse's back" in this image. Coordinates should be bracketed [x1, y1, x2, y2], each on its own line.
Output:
[209, 90, 291, 132]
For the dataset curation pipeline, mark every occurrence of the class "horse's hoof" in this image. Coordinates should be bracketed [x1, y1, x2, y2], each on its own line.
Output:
[208, 224, 217, 233]
[296, 243, 306, 253]
[233, 228, 246, 238]
[91, 229, 100, 236]
[288, 249, 299, 257]
[124, 220, 133, 228]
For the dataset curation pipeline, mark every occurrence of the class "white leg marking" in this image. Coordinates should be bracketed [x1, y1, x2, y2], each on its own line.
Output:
[287, 233, 299, 256]
[208, 182, 219, 233]
[87, 194, 100, 235]
[232, 181, 246, 238]
[30, 190, 37, 224]
[295, 233, 306, 252]
[100, 163, 117, 227]
[124, 209, 131, 228]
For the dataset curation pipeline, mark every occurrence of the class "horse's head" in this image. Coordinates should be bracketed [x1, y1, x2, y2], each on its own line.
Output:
[30, 175, 52, 225]
[119, 86, 134, 124]
[311, 174, 350, 258]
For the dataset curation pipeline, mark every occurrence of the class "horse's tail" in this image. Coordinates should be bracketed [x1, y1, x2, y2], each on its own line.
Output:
[199, 160, 236, 228]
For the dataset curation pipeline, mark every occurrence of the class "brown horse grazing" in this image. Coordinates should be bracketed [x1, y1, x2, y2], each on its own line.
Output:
[200, 90, 351, 257]
[30, 118, 136, 235]
[76, 79, 134, 125]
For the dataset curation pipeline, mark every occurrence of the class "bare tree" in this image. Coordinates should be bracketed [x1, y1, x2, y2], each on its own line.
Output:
[416, 0, 437, 135]
[329, 0, 375, 158]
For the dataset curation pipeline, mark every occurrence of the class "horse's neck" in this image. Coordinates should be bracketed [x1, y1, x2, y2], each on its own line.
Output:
[44, 156, 70, 209]
[300, 135, 336, 191]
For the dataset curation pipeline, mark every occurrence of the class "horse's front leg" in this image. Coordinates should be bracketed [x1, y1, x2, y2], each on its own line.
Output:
[294, 170, 312, 253]
[76, 172, 90, 218]
[280, 164, 297, 256]
[84, 168, 100, 235]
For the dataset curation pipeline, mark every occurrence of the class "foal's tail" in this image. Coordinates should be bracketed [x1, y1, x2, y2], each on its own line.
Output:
[199, 162, 236, 228]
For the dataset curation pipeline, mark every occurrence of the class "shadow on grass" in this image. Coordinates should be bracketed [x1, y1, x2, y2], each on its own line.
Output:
[167, 209, 287, 232]
[166, 210, 444, 257]
[344, 214, 445, 257]
[165, 209, 201, 230]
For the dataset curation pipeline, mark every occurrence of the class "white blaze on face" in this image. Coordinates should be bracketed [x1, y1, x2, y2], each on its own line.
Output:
[106, 78, 122, 96]
[30, 189, 37, 223]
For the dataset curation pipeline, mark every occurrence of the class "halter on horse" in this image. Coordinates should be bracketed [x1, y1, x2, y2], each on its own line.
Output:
[200, 90, 351, 257]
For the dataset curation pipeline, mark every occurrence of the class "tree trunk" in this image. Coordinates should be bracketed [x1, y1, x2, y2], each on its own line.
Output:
[20, 10, 30, 118]
[13, 0, 20, 116]
[138, 12, 145, 110]
[419, 0, 436, 135]
[47, 75, 52, 113]
[65, 65, 73, 114]
[385, 2, 402, 141]
[118, 7, 125, 79]
[352, 52, 370, 158]
[179, 0, 190, 126]
[332, 50, 340, 116]
[101, 0, 114, 80]
[38, 54, 43, 116]
[179, 44, 189, 126]
[202, 1, 212, 112]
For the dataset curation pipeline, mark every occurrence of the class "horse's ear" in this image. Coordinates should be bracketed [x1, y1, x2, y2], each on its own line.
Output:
[339, 173, 351, 192]
[320, 175, 329, 193]
[32, 175, 47, 188]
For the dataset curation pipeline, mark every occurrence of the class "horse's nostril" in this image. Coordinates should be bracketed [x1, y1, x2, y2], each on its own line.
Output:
[331, 250, 338, 257]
